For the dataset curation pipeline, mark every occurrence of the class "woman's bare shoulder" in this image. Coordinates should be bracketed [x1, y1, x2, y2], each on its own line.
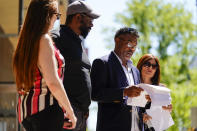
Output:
[40, 34, 51, 42]
[40, 34, 53, 48]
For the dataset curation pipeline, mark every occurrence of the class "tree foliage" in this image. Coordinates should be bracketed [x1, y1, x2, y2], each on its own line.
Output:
[103, 0, 197, 130]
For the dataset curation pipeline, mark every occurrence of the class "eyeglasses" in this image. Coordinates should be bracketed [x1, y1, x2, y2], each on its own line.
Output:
[143, 62, 158, 69]
[118, 37, 137, 50]
[54, 13, 61, 20]
[127, 43, 137, 50]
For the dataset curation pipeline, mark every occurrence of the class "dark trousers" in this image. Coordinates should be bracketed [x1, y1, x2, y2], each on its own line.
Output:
[63, 105, 88, 131]
[22, 104, 64, 131]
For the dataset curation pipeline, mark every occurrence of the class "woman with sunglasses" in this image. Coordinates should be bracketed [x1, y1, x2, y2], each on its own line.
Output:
[137, 54, 172, 131]
[13, 0, 76, 130]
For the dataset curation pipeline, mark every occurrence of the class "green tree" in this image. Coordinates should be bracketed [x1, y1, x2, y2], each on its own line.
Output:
[103, 0, 197, 130]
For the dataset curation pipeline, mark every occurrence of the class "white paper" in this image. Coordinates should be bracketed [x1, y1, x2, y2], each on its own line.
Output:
[138, 84, 171, 106]
[146, 106, 174, 131]
[127, 90, 148, 107]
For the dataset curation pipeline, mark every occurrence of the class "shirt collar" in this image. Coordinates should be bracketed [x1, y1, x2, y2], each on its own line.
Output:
[112, 51, 133, 68]
[79, 35, 84, 41]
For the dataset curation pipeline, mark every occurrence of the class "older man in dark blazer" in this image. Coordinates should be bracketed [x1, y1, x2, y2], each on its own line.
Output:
[91, 27, 144, 131]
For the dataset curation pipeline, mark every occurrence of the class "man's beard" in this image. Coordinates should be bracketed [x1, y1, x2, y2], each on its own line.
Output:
[79, 20, 90, 38]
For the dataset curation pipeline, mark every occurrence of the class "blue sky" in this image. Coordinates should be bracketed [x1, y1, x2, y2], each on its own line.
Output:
[84, 0, 197, 130]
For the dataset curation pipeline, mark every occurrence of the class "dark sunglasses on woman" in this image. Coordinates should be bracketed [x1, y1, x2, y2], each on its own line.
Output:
[143, 62, 158, 69]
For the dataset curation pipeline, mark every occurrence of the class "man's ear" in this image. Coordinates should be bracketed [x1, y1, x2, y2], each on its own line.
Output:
[115, 37, 120, 44]
[114, 37, 120, 49]
[75, 14, 82, 21]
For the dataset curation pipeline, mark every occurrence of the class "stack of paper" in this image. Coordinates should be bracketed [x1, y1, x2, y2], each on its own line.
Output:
[127, 84, 171, 107]
[146, 106, 174, 131]
[138, 84, 171, 106]
[127, 90, 148, 107]
[126, 84, 174, 130]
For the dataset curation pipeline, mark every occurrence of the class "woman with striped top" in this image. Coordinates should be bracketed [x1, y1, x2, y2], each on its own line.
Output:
[13, 0, 77, 130]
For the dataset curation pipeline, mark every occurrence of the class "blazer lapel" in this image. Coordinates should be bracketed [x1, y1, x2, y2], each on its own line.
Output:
[109, 52, 129, 87]
[130, 66, 138, 85]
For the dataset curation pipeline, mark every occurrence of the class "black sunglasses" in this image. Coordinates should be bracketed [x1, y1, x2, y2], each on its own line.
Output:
[143, 62, 158, 69]
[54, 13, 61, 20]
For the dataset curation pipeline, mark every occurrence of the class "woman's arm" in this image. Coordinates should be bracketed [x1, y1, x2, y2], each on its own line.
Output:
[38, 34, 76, 129]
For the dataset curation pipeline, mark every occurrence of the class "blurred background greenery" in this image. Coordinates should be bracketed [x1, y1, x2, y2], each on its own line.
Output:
[101, 0, 197, 130]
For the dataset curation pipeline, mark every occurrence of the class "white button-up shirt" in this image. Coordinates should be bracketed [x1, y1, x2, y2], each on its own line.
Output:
[113, 51, 140, 131]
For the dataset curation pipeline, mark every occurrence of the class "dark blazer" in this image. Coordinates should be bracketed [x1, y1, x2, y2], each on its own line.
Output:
[91, 52, 144, 131]
[51, 25, 91, 112]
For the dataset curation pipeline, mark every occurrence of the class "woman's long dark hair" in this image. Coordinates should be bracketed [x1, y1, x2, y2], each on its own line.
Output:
[137, 54, 160, 85]
[13, 0, 57, 92]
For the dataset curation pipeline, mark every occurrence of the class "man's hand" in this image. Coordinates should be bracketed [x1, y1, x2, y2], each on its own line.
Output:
[123, 86, 143, 97]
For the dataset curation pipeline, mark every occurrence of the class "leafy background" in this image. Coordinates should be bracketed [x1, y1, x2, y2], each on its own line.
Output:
[101, 0, 197, 130]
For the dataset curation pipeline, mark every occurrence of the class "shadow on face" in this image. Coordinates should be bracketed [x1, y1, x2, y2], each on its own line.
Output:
[79, 13, 94, 38]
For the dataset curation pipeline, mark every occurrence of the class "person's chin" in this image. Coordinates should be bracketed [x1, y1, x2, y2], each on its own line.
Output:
[125, 54, 132, 60]
[81, 33, 88, 38]
[88, 28, 91, 32]
[125, 57, 131, 61]
[145, 73, 154, 78]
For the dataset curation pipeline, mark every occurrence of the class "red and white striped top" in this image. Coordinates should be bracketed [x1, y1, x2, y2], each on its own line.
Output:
[17, 44, 65, 123]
